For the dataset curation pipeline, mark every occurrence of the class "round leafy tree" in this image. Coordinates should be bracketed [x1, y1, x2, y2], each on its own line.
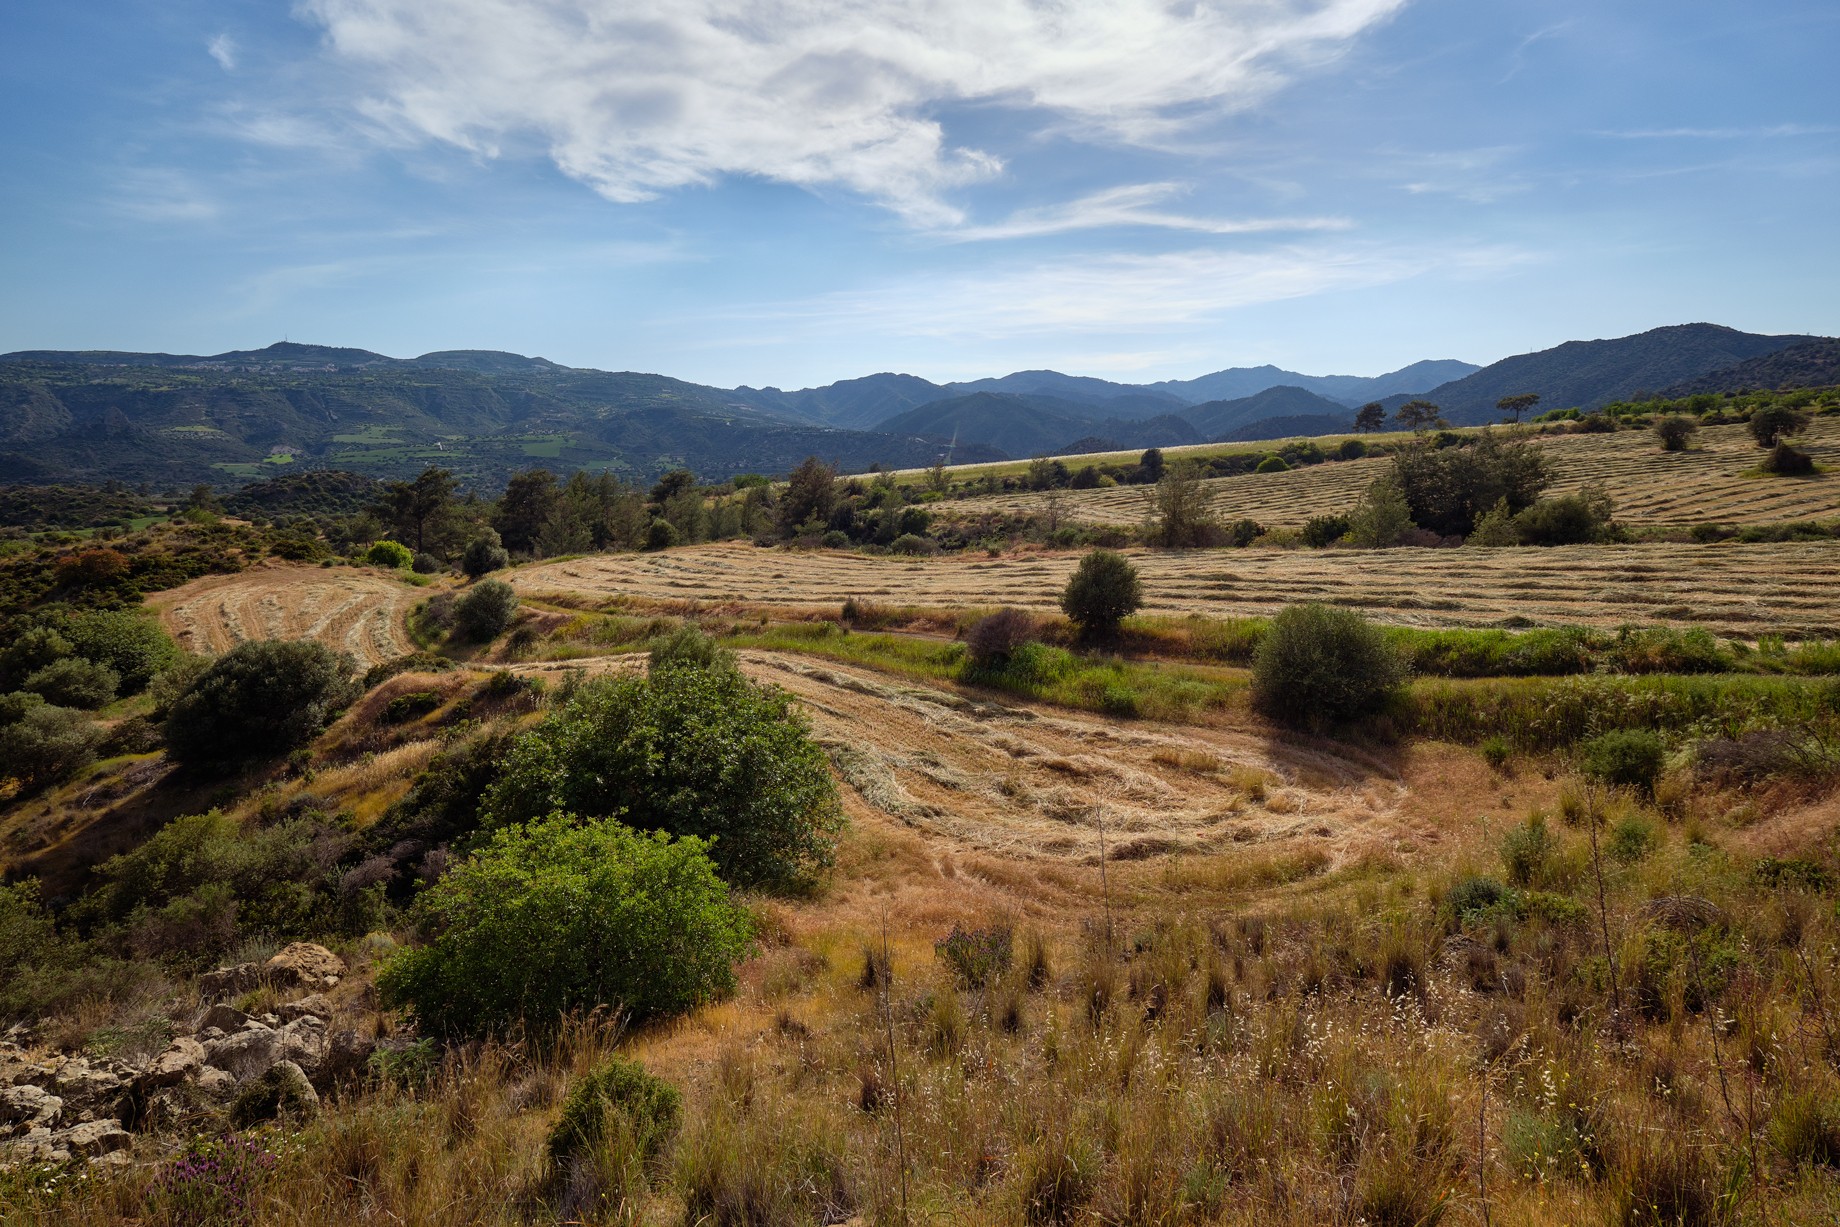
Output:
[483, 662, 843, 892]
[1060, 549, 1142, 641]
[162, 640, 359, 765]
[365, 540, 414, 569]
[1251, 603, 1405, 730]
[461, 530, 511, 579]
[453, 579, 519, 641]
[378, 817, 753, 1039]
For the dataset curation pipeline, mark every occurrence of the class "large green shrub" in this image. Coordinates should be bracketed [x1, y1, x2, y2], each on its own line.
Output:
[1579, 729, 1667, 796]
[1060, 550, 1142, 641]
[1514, 486, 1615, 546]
[378, 817, 753, 1038]
[1250, 603, 1406, 730]
[483, 663, 842, 892]
[1749, 404, 1810, 448]
[162, 640, 359, 765]
[21, 657, 119, 709]
[461, 530, 511, 579]
[1390, 434, 1551, 536]
[549, 1058, 682, 1164]
[0, 697, 103, 790]
[58, 610, 179, 694]
[0, 627, 73, 692]
[365, 539, 414, 569]
[453, 579, 519, 641]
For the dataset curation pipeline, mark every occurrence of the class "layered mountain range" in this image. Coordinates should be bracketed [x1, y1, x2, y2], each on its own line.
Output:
[0, 324, 1825, 488]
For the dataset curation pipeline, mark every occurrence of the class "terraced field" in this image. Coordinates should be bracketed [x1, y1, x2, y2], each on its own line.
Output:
[944, 417, 1840, 529]
[151, 565, 419, 667]
[514, 539, 1840, 638]
[508, 650, 1406, 864]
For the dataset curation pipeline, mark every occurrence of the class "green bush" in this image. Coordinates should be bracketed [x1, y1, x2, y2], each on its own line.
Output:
[1060, 549, 1142, 641]
[58, 610, 179, 694]
[0, 627, 73, 692]
[483, 664, 843, 892]
[0, 698, 103, 790]
[649, 624, 730, 673]
[1500, 814, 1555, 887]
[1763, 442, 1816, 476]
[549, 1058, 682, 1164]
[1653, 415, 1698, 451]
[1749, 404, 1810, 447]
[644, 519, 679, 551]
[162, 639, 359, 766]
[382, 690, 442, 724]
[1513, 486, 1615, 546]
[1254, 455, 1290, 474]
[1578, 729, 1667, 796]
[1250, 603, 1405, 730]
[453, 579, 519, 642]
[378, 817, 753, 1039]
[1300, 515, 1350, 548]
[1346, 475, 1413, 548]
[461, 530, 511, 578]
[21, 656, 119, 709]
[891, 532, 937, 556]
[365, 540, 414, 569]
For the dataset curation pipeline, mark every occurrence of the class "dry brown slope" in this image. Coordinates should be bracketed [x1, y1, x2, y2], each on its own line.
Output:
[513, 539, 1840, 637]
[149, 563, 419, 667]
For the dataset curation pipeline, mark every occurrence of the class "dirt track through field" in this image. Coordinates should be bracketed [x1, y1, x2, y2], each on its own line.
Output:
[151, 566, 418, 667]
[511, 650, 1406, 864]
[514, 539, 1840, 637]
[946, 417, 1840, 529]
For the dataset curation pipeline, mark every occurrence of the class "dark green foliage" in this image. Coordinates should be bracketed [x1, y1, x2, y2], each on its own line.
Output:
[411, 552, 442, 574]
[162, 639, 359, 765]
[1223, 518, 1263, 547]
[1749, 404, 1811, 447]
[1254, 455, 1289, 474]
[1513, 486, 1615, 545]
[460, 531, 511, 578]
[934, 925, 1013, 989]
[1060, 550, 1142, 641]
[453, 579, 519, 641]
[1301, 514, 1350, 548]
[1763, 442, 1816, 475]
[0, 698, 103, 790]
[548, 1059, 682, 1164]
[382, 690, 442, 724]
[1390, 434, 1551, 536]
[778, 456, 838, 535]
[1338, 438, 1369, 460]
[379, 817, 754, 1039]
[1138, 448, 1165, 482]
[1250, 603, 1406, 730]
[364, 540, 413, 568]
[0, 626, 73, 691]
[21, 656, 118, 709]
[890, 532, 936, 555]
[644, 518, 679, 551]
[1652, 415, 1697, 451]
[1447, 876, 1510, 922]
[483, 664, 843, 892]
[370, 729, 519, 854]
[1579, 729, 1667, 796]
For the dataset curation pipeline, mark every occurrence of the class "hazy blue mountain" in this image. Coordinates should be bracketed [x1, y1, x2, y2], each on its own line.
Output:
[1183, 386, 1352, 440]
[1146, 359, 1478, 407]
[943, 370, 1187, 410]
[1377, 324, 1821, 425]
[873, 393, 1199, 459]
[731, 372, 949, 430]
[1223, 414, 1355, 443]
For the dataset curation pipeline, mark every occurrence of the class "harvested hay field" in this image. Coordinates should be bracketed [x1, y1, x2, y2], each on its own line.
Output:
[513, 539, 1840, 637]
[151, 564, 419, 666]
[946, 417, 1840, 529]
[511, 650, 1407, 865]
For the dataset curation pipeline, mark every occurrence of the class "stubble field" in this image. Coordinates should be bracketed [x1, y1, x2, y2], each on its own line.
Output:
[945, 416, 1840, 529]
[150, 564, 419, 667]
[514, 538, 1840, 637]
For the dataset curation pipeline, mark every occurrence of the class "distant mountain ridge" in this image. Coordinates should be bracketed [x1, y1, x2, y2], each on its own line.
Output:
[1, 322, 1828, 487]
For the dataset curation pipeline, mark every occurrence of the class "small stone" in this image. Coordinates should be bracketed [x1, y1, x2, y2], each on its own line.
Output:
[196, 1003, 250, 1033]
[265, 942, 347, 992]
[194, 1067, 236, 1096]
[0, 1085, 62, 1132]
[278, 994, 334, 1024]
[197, 961, 265, 1001]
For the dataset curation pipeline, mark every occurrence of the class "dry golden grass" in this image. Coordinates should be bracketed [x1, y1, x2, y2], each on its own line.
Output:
[149, 562, 421, 667]
[513, 538, 1840, 637]
[946, 416, 1840, 529]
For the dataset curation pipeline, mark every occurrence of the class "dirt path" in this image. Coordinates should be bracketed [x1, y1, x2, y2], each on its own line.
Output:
[150, 565, 420, 667]
[512, 539, 1840, 638]
[510, 650, 1409, 865]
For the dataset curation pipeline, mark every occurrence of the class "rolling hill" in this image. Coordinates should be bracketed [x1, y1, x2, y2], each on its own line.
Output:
[1182, 385, 1353, 439]
[1383, 323, 1820, 425]
[1661, 337, 1840, 396]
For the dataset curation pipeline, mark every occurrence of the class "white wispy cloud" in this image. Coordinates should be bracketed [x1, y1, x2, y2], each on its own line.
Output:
[208, 34, 238, 72]
[726, 242, 1530, 341]
[108, 169, 220, 222]
[293, 0, 1407, 224]
[937, 183, 1352, 242]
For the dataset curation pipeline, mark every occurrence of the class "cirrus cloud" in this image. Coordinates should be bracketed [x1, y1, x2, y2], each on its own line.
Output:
[295, 0, 1408, 224]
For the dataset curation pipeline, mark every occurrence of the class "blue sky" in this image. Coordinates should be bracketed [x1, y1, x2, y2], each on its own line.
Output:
[1, 0, 1835, 388]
